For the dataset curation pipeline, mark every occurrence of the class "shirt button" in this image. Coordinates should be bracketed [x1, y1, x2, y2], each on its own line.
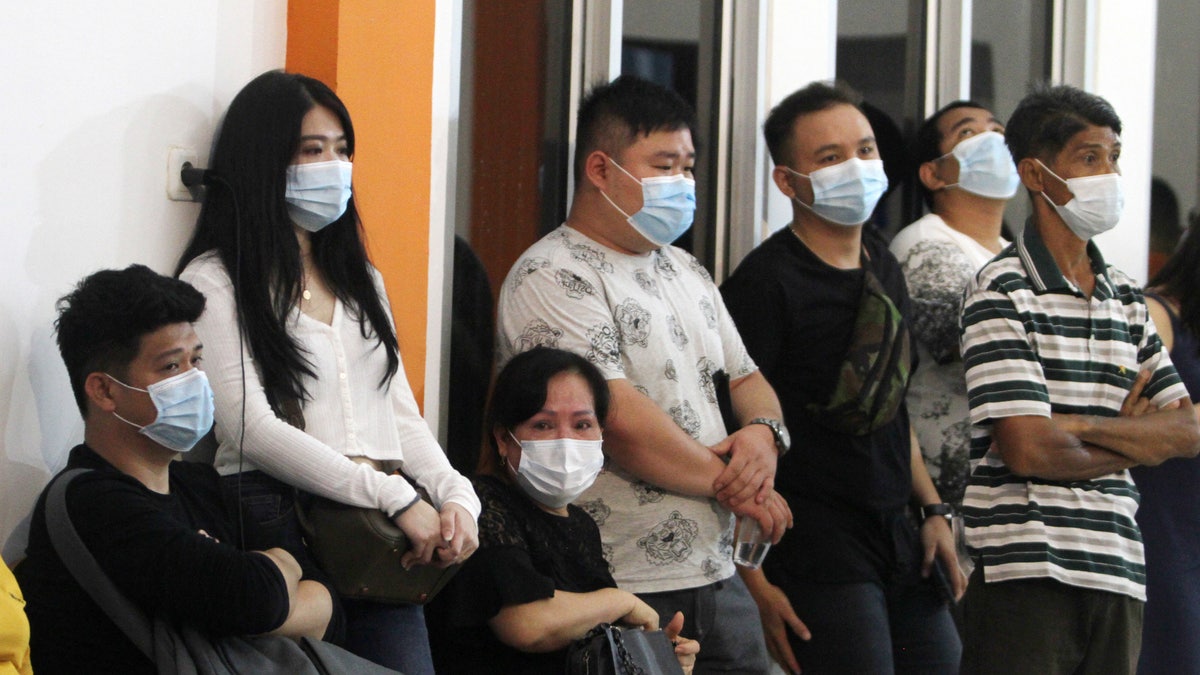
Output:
[340, 372, 347, 380]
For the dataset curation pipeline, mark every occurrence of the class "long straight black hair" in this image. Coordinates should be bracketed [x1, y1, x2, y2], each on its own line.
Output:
[1150, 215, 1200, 355]
[175, 70, 399, 408]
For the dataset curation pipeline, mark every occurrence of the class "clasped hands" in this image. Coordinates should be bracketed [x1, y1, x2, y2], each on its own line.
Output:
[710, 424, 792, 544]
[393, 500, 479, 569]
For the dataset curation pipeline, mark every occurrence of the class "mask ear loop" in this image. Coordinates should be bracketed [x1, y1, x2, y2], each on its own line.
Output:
[504, 430, 522, 475]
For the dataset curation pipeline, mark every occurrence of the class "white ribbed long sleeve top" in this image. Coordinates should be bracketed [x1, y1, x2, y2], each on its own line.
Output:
[180, 252, 480, 519]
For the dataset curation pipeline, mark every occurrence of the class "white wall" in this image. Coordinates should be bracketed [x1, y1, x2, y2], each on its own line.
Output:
[1089, 0, 1156, 283]
[1152, 0, 1199, 218]
[762, 0, 838, 238]
[0, 1, 288, 560]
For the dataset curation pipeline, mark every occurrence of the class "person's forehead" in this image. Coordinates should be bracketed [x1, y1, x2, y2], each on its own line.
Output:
[135, 322, 199, 362]
[1061, 123, 1121, 151]
[791, 104, 874, 152]
[626, 127, 695, 156]
[936, 107, 995, 139]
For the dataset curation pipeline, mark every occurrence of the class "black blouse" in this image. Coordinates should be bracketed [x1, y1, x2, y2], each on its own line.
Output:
[428, 474, 615, 674]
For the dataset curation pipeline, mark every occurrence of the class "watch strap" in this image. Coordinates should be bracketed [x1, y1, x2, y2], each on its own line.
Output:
[921, 503, 953, 521]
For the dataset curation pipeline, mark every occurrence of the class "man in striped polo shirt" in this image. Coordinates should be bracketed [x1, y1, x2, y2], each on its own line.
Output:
[958, 85, 1200, 674]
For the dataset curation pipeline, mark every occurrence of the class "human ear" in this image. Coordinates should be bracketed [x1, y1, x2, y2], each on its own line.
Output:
[584, 150, 611, 191]
[84, 372, 119, 413]
[918, 160, 946, 191]
[1017, 157, 1046, 193]
[492, 427, 512, 459]
[771, 166, 796, 199]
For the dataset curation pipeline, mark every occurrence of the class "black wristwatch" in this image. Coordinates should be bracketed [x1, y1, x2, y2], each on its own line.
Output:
[920, 503, 953, 523]
[747, 417, 791, 456]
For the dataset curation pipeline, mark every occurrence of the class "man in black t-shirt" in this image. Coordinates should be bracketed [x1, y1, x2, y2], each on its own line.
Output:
[16, 265, 336, 674]
[721, 82, 964, 674]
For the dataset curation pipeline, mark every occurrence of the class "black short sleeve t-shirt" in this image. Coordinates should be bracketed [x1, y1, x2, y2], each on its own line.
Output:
[721, 226, 920, 582]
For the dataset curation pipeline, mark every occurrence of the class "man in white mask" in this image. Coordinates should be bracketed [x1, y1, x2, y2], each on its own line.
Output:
[958, 85, 1200, 674]
[889, 101, 1017, 512]
[496, 76, 791, 673]
[721, 82, 965, 674]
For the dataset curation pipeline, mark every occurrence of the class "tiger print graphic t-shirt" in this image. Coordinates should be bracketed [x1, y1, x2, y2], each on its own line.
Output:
[496, 225, 757, 593]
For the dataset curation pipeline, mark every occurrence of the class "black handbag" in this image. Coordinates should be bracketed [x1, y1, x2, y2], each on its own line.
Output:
[277, 396, 460, 605]
[565, 623, 685, 675]
[295, 495, 460, 604]
[44, 469, 401, 675]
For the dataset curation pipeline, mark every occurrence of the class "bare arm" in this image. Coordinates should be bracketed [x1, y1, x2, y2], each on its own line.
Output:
[252, 548, 332, 639]
[712, 371, 783, 506]
[992, 415, 1137, 481]
[739, 566, 809, 675]
[1054, 402, 1199, 466]
[488, 587, 658, 653]
[605, 378, 792, 542]
[1145, 295, 1175, 354]
[604, 379, 728, 497]
[908, 429, 966, 600]
[265, 580, 332, 640]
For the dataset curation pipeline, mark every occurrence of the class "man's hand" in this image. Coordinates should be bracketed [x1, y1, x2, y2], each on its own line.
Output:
[1120, 369, 1155, 417]
[920, 516, 967, 601]
[435, 502, 479, 567]
[711, 424, 778, 507]
[742, 569, 809, 674]
[729, 489, 792, 544]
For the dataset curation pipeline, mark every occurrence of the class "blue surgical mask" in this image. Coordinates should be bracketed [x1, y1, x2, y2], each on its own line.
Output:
[600, 157, 696, 247]
[941, 131, 1019, 199]
[786, 158, 888, 226]
[108, 368, 215, 453]
[285, 159, 353, 232]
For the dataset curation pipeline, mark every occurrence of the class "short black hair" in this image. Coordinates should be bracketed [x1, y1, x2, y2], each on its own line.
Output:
[478, 348, 611, 477]
[573, 75, 697, 185]
[55, 265, 206, 417]
[763, 81, 863, 166]
[1005, 84, 1122, 163]
[913, 100, 990, 208]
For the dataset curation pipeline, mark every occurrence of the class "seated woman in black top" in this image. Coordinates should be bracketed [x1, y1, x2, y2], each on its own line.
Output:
[429, 348, 698, 673]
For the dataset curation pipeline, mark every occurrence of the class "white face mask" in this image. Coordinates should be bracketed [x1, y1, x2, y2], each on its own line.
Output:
[786, 158, 888, 226]
[1037, 160, 1124, 240]
[108, 368, 215, 453]
[285, 159, 353, 232]
[507, 432, 604, 509]
[940, 131, 1019, 199]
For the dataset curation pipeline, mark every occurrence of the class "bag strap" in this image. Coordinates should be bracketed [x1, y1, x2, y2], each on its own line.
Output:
[44, 468, 156, 660]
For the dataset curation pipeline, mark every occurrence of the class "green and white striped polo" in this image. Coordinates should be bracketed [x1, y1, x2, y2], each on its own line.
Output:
[959, 223, 1187, 600]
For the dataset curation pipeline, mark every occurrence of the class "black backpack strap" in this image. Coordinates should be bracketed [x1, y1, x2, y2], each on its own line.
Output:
[44, 468, 156, 660]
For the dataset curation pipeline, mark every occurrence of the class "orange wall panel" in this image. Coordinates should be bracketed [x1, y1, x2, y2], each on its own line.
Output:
[287, 0, 436, 409]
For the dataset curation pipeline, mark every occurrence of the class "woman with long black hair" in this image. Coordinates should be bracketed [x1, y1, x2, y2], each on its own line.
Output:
[176, 70, 479, 674]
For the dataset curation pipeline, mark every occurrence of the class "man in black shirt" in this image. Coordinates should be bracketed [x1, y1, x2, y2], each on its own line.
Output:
[721, 82, 964, 674]
[16, 265, 335, 674]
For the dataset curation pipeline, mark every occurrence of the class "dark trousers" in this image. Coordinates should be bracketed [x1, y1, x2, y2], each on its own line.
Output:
[638, 574, 770, 674]
[768, 564, 961, 674]
[960, 566, 1143, 675]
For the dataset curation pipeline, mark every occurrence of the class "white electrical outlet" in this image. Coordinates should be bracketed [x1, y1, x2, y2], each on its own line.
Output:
[167, 146, 198, 201]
